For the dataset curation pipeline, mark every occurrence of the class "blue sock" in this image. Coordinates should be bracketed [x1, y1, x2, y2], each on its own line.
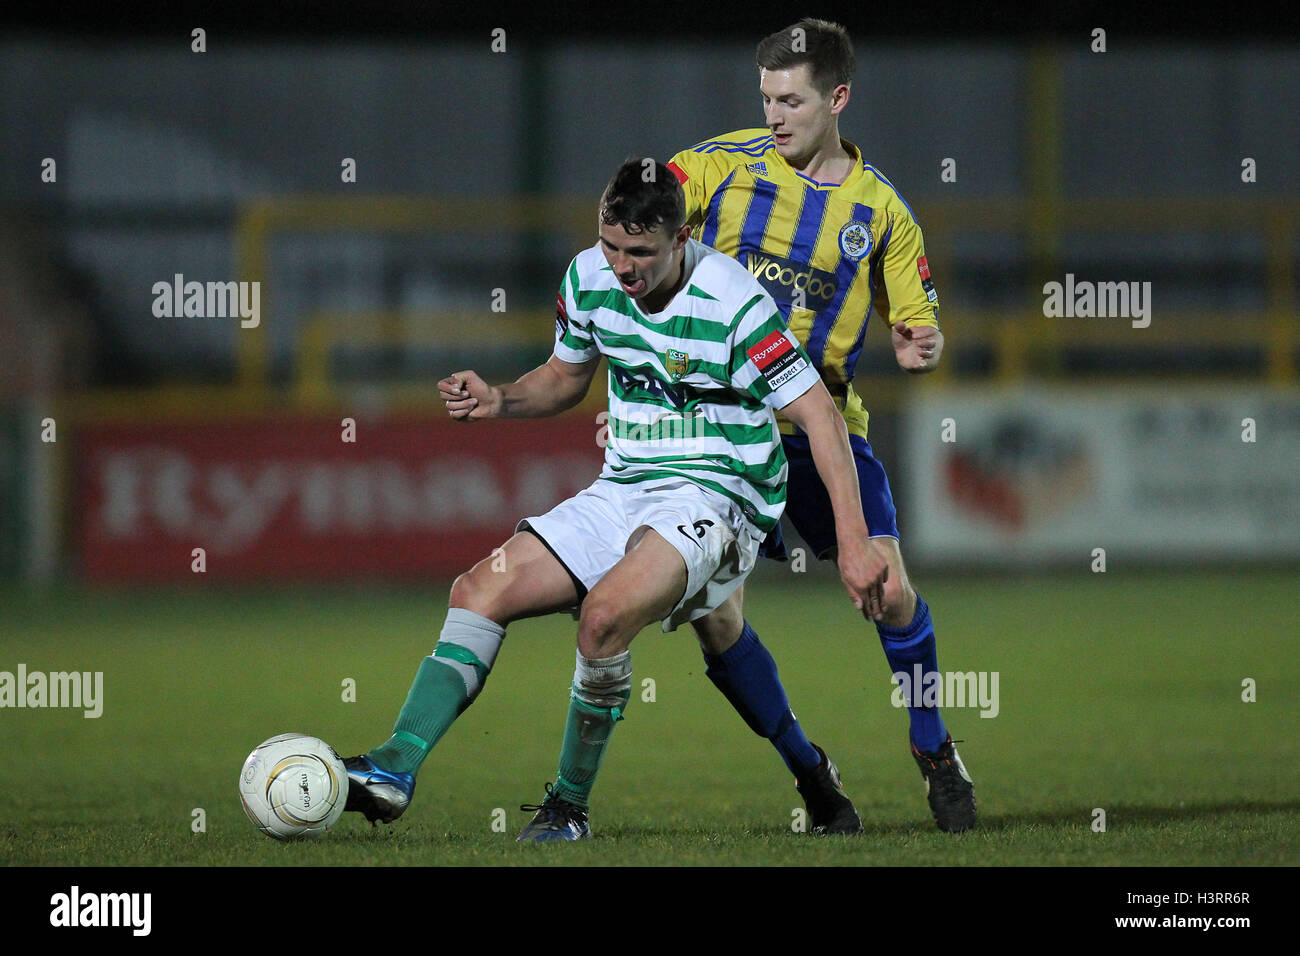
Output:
[877, 594, 948, 754]
[704, 621, 822, 776]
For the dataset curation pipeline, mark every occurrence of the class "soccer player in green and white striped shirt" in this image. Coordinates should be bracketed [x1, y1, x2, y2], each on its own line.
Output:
[341, 159, 888, 840]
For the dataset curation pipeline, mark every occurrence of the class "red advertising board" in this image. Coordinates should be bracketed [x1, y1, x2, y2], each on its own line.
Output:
[74, 415, 604, 581]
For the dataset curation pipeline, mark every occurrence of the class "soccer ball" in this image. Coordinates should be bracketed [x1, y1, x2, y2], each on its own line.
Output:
[239, 733, 349, 840]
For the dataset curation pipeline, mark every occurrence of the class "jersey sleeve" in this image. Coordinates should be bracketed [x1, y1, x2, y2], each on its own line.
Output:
[729, 293, 822, 410]
[552, 258, 598, 363]
[876, 209, 941, 330]
[667, 139, 749, 233]
[665, 148, 709, 232]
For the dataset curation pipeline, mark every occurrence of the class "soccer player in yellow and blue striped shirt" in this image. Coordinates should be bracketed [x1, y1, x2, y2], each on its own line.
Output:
[670, 18, 976, 832]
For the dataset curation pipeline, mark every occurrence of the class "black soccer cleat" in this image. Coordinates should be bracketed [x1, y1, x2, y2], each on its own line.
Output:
[911, 734, 977, 833]
[516, 783, 591, 842]
[795, 744, 864, 835]
[342, 755, 415, 825]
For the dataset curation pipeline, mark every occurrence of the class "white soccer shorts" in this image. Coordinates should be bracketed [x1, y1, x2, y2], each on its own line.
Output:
[517, 476, 761, 632]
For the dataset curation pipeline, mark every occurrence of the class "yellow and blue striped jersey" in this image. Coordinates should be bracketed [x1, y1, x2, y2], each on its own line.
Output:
[668, 129, 939, 438]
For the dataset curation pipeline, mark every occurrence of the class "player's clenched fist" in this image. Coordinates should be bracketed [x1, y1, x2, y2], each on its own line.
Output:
[835, 533, 891, 622]
[438, 370, 499, 420]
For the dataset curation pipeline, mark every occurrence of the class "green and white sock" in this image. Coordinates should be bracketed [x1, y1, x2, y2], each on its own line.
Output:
[367, 607, 504, 775]
[551, 649, 632, 809]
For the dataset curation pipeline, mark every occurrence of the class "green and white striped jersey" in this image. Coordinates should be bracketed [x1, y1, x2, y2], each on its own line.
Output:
[553, 238, 822, 535]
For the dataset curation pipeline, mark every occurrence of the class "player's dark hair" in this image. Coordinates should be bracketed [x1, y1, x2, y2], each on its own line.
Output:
[598, 158, 686, 235]
[756, 18, 855, 97]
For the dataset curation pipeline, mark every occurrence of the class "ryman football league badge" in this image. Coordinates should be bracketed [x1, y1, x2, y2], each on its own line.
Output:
[555, 291, 569, 338]
[745, 331, 809, 392]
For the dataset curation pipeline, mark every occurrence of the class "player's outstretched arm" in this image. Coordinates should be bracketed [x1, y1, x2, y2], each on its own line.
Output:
[780, 382, 891, 620]
[439, 355, 600, 421]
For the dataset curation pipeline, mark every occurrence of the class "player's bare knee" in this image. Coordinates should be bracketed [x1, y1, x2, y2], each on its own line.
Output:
[879, 579, 916, 627]
[577, 600, 627, 659]
[449, 567, 496, 618]
[692, 606, 742, 655]
[691, 618, 722, 655]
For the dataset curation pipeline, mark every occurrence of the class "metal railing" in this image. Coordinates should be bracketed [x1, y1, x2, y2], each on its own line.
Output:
[229, 194, 1297, 405]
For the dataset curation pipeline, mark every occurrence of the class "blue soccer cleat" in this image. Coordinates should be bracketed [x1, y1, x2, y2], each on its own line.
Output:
[343, 755, 415, 825]
[516, 783, 591, 842]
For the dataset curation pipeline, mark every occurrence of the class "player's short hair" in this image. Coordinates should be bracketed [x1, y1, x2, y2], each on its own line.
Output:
[756, 18, 855, 97]
[598, 158, 686, 235]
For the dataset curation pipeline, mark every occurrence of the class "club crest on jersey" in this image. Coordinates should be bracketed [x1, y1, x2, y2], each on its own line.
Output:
[838, 221, 873, 261]
[665, 348, 689, 381]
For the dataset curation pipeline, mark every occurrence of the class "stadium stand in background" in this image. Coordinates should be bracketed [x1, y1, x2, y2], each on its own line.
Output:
[1, 40, 1296, 581]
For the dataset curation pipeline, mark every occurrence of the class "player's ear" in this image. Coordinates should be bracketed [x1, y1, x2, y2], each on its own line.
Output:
[830, 83, 850, 115]
[675, 223, 691, 246]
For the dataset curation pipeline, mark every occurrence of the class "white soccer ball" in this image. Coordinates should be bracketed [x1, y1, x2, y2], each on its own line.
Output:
[239, 733, 349, 840]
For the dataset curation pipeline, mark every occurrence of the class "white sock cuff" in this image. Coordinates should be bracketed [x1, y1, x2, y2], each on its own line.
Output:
[573, 649, 632, 709]
[440, 607, 506, 670]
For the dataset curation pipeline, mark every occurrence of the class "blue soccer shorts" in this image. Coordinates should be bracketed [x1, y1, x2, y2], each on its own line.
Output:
[760, 432, 900, 560]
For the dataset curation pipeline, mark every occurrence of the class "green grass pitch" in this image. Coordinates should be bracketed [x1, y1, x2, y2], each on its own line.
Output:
[1, 568, 1296, 866]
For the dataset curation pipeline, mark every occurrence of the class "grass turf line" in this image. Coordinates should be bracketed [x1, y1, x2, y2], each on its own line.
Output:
[1, 570, 1296, 866]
